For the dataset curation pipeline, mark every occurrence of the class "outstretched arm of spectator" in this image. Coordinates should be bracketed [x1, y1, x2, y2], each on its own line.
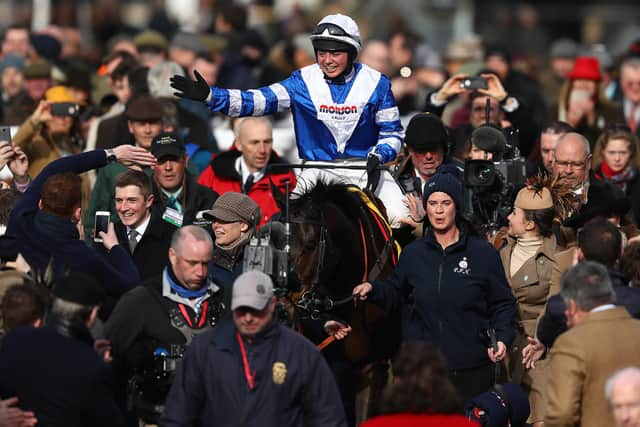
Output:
[0, 397, 37, 427]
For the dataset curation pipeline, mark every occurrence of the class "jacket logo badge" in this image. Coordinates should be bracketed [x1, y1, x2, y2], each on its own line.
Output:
[272, 361, 287, 385]
[453, 257, 470, 275]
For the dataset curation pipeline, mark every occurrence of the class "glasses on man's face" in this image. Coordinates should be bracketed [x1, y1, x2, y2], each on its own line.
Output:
[555, 158, 588, 170]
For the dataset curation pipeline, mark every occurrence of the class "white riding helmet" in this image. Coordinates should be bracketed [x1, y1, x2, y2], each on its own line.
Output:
[309, 14, 362, 55]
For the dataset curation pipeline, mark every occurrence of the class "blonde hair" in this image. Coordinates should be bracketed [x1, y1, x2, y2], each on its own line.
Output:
[592, 127, 640, 170]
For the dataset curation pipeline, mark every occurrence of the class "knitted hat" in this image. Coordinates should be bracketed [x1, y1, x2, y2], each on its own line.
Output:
[125, 95, 163, 121]
[231, 270, 274, 310]
[0, 54, 25, 74]
[203, 192, 261, 226]
[52, 272, 106, 306]
[514, 186, 553, 210]
[404, 113, 449, 152]
[549, 38, 578, 59]
[567, 56, 601, 81]
[422, 165, 463, 210]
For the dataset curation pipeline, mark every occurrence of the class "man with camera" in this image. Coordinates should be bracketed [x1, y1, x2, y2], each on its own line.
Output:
[162, 270, 347, 427]
[105, 225, 229, 424]
[424, 72, 538, 160]
[14, 85, 82, 178]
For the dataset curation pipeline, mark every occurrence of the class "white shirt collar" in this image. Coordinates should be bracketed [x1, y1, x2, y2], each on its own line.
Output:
[590, 304, 616, 313]
[235, 156, 265, 185]
[128, 212, 151, 242]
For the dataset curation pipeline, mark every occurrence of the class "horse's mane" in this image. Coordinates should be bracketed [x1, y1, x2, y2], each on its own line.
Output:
[289, 180, 367, 222]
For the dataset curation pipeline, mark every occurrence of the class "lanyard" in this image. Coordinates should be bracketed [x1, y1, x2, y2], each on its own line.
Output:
[236, 331, 256, 390]
[177, 300, 209, 328]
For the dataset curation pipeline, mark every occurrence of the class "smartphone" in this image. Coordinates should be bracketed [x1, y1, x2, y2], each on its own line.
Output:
[94, 211, 110, 243]
[460, 76, 488, 90]
[0, 126, 11, 144]
[51, 102, 79, 117]
[569, 89, 591, 104]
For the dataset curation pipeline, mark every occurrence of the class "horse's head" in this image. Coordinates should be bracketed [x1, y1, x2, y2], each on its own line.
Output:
[272, 180, 362, 291]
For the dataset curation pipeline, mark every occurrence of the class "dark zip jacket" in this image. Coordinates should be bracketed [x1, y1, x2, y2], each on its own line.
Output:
[370, 227, 516, 370]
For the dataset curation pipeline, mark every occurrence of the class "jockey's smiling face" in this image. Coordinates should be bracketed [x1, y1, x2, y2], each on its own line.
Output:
[317, 50, 349, 79]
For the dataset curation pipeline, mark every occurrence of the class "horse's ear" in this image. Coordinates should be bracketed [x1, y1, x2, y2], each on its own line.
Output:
[271, 178, 287, 212]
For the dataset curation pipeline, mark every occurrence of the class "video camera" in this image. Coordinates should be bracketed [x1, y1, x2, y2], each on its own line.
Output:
[463, 101, 527, 236]
[242, 221, 301, 296]
[128, 344, 185, 423]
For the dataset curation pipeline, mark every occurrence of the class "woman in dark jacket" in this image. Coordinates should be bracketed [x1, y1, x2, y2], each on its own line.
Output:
[203, 192, 261, 290]
[353, 166, 516, 402]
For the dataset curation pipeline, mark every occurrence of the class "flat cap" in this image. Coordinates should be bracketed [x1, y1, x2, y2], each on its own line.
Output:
[125, 95, 163, 121]
[203, 192, 261, 226]
[133, 30, 168, 51]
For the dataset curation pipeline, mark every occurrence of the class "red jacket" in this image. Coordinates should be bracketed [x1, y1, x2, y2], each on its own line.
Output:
[361, 414, 479, 427]
[197, 149, 296, 227]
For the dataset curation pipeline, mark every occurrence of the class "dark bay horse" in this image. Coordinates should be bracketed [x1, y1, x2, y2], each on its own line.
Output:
[273, 181, 400, 422]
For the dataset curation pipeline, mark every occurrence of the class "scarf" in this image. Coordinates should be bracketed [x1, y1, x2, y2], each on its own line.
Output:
[598, 162, 637, 193]
[510, 236, 543, 277]
[164, 267, 209, 299]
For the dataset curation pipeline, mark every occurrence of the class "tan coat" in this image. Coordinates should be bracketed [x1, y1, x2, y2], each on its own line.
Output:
[13, 117, 81, 178]
[500, 235, 557, 422]
[545, 307, 640, 427]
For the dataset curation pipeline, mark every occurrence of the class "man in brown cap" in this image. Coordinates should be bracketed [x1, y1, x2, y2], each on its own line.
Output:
[85, 95, 164, 238]
[203, 192, 261, 290]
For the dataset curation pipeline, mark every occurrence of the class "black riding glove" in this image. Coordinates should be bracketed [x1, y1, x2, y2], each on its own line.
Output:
[366, 154, 381, 192]
[170, 70, 211, 101]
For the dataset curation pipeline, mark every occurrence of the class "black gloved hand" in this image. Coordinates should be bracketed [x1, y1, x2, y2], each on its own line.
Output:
[366, 154, 381, 193]
[170, 70, 211, 101]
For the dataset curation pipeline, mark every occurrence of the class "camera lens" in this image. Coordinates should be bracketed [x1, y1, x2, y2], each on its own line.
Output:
[477, 166, 492, 183]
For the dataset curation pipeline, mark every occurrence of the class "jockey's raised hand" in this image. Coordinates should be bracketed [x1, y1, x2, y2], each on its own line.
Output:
[170, 70, 210, 101]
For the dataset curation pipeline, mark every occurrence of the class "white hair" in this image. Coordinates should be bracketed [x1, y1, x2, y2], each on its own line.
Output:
[554, 132, 591, 156]
[605, 367, 640, 400]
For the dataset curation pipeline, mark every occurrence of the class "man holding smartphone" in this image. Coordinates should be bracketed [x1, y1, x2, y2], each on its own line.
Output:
[5, 144, 156, 297]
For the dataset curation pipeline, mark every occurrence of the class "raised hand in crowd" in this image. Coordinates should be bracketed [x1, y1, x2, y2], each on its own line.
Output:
[111, 144, 157, 169]
[566, 88, 596, 128]
[8, 146, 29, 185]
[0, 397, 37, 427]
[0, 140, 13, 171]
[432, 73, 469, 103]
[477, 73, 509, 103]
[29, 100, 54, 126]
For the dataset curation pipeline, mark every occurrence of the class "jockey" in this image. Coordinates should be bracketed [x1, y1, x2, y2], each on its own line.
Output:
[170, 14, 409, 228]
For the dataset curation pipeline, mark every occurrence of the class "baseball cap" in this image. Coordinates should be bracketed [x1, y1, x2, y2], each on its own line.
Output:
[151, 132, 185, 159]
[231, 270, 274, 310]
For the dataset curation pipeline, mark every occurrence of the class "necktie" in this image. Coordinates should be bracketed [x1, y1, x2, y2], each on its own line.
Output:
[166, 196, 178, 210]
[128, 229, 139, 253]
[629, 104, 638, 134]
[244, 175, 254, 194]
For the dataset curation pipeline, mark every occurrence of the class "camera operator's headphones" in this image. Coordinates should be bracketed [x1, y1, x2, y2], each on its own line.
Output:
[403, 112, 454, 162]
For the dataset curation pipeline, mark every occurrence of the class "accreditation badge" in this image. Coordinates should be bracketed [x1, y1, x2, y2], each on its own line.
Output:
[272, 362, 287, 385]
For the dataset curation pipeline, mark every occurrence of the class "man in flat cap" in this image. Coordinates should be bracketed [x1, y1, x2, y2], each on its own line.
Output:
[202, 192, 261, 290]
[106, 225, 228, 425]
[0, 272, 125, 426]
[85, 96, 164, 237]
[162, 270, 347, 427]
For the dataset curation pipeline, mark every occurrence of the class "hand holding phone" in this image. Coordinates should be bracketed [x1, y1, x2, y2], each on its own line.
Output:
[94, 211, 110, 243]
[460, 76, 488, 90]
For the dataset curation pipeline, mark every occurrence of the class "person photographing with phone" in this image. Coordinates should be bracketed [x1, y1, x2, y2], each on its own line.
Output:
[550, 56, 618, 149]
[13, 85, 82, 178]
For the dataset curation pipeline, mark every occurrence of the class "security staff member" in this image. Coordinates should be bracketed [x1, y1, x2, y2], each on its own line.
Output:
[105, 225, 229, 424]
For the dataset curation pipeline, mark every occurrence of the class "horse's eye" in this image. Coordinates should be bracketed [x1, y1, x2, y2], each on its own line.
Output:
[302, 241, 316, 253]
